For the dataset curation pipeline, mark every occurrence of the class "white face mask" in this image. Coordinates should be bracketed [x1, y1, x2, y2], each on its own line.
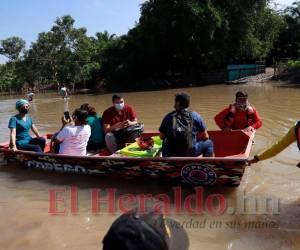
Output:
[236, 98, 249, 111]
[114, 102, 125, 110]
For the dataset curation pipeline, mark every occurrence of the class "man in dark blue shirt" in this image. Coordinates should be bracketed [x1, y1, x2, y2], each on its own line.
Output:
[159, 93, 214, 157]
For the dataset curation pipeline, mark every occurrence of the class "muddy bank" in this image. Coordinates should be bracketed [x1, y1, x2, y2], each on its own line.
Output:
[275, 68, 300, 84]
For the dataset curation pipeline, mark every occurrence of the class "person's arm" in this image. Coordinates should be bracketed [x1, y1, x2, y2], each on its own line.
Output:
[159, 132, 166, 140]
[126, 106, 138, 126]
[8, 117, 17, 151]
[9, 128, 17, 151]
[60, 116, 71, 130]
[55, 127, 67, 144]
[249, 109, 262, 130]
[103, 122, 124, 133]
[54, 117, 72, 143]
[126, 118, 138, 126]
[254, 125, 296, 162]
[214, 107, 231, 130]
[197, 130, 209, 140]
[103, 123, 113, 133]
[31, 124, 41, 137]
[194, 113, 210, 141]
[102, 109, 123, 133]
[159, 114, 170, 140]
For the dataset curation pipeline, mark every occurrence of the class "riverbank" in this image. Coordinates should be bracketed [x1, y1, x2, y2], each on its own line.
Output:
[229, 67, 300, 86]
[1, 67, 292, 97]
[275, 68, 300, 84]
[226, 68, 273, 85]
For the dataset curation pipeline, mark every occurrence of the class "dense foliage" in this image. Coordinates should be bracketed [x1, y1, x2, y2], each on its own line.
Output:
[0, 0, 298, 92]
[287, 60, 300, 69]
[268, 2, 300, 61]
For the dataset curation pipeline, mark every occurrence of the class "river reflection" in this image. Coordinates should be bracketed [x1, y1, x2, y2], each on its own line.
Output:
[1, 81, 300, 249]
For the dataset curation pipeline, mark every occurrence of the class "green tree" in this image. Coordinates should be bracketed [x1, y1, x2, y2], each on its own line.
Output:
[269, 2, 300, 60]
[0, 1, 288, 93]
[101, 0, 282, 89]
[0, 36, 25, 61]
[0, 63, 23, 92]
[22, 15, 102, 89]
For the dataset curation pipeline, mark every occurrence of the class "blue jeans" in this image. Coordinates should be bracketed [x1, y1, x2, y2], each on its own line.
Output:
[105, 133, 118, 153]
[18, 137, 46, 153]
[194, 139, 214, 157]
[162, 139, 214, 157]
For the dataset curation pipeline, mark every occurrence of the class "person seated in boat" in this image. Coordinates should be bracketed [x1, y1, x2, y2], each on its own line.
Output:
[250, 121, 300, 164]
[54, 109, 91, 156]
[80, 103, 105, 151]
[8, 99, 46, 153]
[159, 93, 214, 157]
[102, 94, 139, 153]
[214, 91, 262, 131]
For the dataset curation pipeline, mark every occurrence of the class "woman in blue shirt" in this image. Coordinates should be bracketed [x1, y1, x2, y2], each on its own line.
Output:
[8, 99, 46, 153]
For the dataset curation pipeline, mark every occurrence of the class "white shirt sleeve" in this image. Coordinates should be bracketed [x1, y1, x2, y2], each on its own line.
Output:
[86, 125, 91, 137]
[56, 127, 69, 142]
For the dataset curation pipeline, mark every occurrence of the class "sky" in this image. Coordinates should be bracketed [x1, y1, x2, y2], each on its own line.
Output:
[276, 0, 296, 6]
[0, 0, 297, 63]
[0, 0, 146, 63]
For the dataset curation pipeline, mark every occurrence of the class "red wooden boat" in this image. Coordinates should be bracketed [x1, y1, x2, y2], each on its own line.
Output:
[0, 130, 255, 187]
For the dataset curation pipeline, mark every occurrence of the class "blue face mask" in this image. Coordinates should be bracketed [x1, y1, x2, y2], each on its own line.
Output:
[115, 103, 124, 110]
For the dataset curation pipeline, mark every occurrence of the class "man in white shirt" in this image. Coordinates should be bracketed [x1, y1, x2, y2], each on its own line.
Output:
[55, 109, 91, 156]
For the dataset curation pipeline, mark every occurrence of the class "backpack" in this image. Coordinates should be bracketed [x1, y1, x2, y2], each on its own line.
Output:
[113, 123, 144, 147]
[167, 110, 193, 156]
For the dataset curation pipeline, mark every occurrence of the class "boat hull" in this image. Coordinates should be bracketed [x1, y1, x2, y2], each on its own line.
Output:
[0, 150, 248, 187]
[0, 130, 254, 187]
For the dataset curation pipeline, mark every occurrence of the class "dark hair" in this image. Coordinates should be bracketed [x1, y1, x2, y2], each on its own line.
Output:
[102, 207, 189, 250]
[73, 109, 88, 125]
[112, 94, 123, 102]
[236, 91, 248, 99]
[80, 103, 97, 116]
[175, 92, 190, 109]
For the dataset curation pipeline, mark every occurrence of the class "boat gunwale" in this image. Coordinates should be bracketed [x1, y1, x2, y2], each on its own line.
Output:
[0, 129, 255, 163]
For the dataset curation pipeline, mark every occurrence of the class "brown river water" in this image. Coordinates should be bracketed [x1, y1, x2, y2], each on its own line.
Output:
[1, 81, 300, 250]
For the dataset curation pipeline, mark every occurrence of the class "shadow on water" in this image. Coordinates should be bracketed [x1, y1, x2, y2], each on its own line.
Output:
[86, 81, 227, 97]
[279, 84, 300, 89]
